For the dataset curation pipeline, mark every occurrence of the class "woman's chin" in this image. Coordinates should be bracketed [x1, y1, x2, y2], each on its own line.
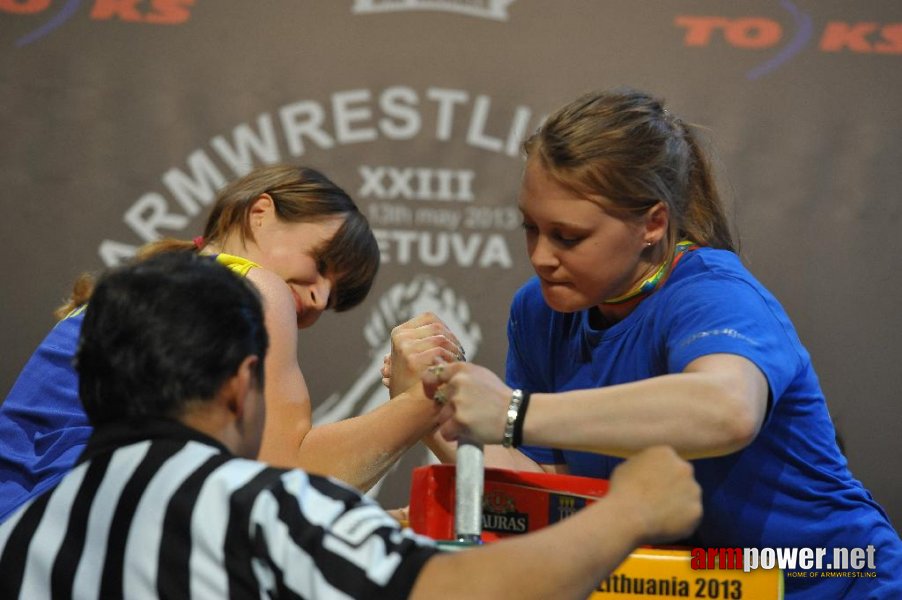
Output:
[540, 286, 592, 313]
[296, 313, 321, 329]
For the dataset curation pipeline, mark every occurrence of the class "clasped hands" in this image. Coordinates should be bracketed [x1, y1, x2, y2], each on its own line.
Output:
[383, 312, 512, 444]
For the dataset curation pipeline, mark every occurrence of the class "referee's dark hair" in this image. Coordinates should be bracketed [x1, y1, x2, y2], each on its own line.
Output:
[75, 252, 269, 426]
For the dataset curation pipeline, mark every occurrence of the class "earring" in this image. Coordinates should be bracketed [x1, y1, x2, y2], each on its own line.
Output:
[645, 240, 653, 247]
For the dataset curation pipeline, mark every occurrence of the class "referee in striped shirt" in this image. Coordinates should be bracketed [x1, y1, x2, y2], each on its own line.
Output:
[0, 252, 702, 599]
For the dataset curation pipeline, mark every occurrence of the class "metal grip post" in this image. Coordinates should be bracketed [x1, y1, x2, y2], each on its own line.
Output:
[454, 437, 484, 543]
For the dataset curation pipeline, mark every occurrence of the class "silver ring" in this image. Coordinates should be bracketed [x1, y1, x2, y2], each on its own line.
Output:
[434, 388, 447, 405]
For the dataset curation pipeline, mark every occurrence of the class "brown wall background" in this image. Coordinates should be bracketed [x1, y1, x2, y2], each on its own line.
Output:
[2, 1, 900, 527]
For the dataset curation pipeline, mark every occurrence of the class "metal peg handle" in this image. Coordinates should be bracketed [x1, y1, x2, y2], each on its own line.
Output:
[454, 437, 484, 543]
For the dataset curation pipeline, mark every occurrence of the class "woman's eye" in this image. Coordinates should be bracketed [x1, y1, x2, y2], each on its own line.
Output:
[554, 232, 583, 246]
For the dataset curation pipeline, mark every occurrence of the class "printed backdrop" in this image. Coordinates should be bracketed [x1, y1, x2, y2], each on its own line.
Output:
[2, 1, 901, 527]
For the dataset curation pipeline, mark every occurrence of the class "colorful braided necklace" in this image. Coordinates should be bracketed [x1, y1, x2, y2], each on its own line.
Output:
[602, 240, 698, 305]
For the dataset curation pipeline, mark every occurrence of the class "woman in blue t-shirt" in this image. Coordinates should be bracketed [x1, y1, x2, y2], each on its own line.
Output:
[422, 89, 902, 599]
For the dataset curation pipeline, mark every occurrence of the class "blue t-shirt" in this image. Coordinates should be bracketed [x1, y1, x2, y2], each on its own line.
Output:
[0, 309, 91, 523]
[507, 248, 901, 598]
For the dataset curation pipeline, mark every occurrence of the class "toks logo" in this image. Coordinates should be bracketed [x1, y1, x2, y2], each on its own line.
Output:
[3, 0, 195, 47]
[675, 1, 901, 79]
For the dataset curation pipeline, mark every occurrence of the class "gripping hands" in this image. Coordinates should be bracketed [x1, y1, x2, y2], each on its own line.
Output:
[382, 312, 465, 398]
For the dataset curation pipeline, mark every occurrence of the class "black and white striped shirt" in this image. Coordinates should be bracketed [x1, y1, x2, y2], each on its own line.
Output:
[0, 419, 438, 599]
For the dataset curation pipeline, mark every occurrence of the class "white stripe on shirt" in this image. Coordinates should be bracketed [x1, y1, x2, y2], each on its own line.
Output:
[123, 441, 221, 597]
[188, 457, 268, 599]
[249, 482, 352, 600]
[20, 462, 90, 600]
[72, 441, 151, 600]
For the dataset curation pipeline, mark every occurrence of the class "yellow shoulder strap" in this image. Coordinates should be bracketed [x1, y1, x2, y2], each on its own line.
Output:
[215, 253, 262, 277]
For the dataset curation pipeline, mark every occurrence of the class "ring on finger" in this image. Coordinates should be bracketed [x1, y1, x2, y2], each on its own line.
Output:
[434, 388, 447, 405]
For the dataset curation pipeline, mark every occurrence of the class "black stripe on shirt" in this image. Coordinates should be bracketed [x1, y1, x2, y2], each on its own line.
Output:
[50, 452, 113, 597]
[304, 475, 439, 599]
[273, 475, 388, 598]
[156, 452, 232, 600]
[246, 480, 323, 600]
[0, 491, 52, 597]
[378, 536, 439, 599]
[99, 439, 187, 599]
[249, 521, 301, 600]
[224, 466, 287, 600]
[307, 474, 363, 507]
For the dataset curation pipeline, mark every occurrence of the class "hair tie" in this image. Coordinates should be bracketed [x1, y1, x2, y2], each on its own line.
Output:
[193, 236, 205, 249]
[662, 107, 683, 130]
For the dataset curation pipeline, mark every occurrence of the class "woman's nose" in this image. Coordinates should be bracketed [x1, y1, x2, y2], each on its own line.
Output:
[529, 235, 558, 270]
[309, 279, 331, 312]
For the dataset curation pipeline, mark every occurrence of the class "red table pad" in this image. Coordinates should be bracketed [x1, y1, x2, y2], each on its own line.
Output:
[408, 464, 610, 542]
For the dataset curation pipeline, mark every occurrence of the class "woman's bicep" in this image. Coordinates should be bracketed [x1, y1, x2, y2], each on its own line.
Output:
[247, 270, 313, 466]
[683, 353, 769, 438]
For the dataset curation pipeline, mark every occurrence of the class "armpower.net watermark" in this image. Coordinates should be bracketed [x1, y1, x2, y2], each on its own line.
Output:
[691, 545, 879, 579]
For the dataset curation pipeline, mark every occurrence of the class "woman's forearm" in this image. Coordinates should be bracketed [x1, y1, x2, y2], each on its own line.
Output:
[523, 355, 768, 459]
[423, 433, 547, 473]
[297, 383, 445, 491]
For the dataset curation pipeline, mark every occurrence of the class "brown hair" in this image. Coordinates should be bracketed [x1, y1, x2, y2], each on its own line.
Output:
[55, 165, 379, 319]
[524, 88, 735, 252]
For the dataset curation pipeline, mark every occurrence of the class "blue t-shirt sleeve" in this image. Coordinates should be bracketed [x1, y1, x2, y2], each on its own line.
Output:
[504, 281, 564, 466]
[504, 281, 545, 393]
[505, 305, 535, 391]
[663, 273, 802, 411]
